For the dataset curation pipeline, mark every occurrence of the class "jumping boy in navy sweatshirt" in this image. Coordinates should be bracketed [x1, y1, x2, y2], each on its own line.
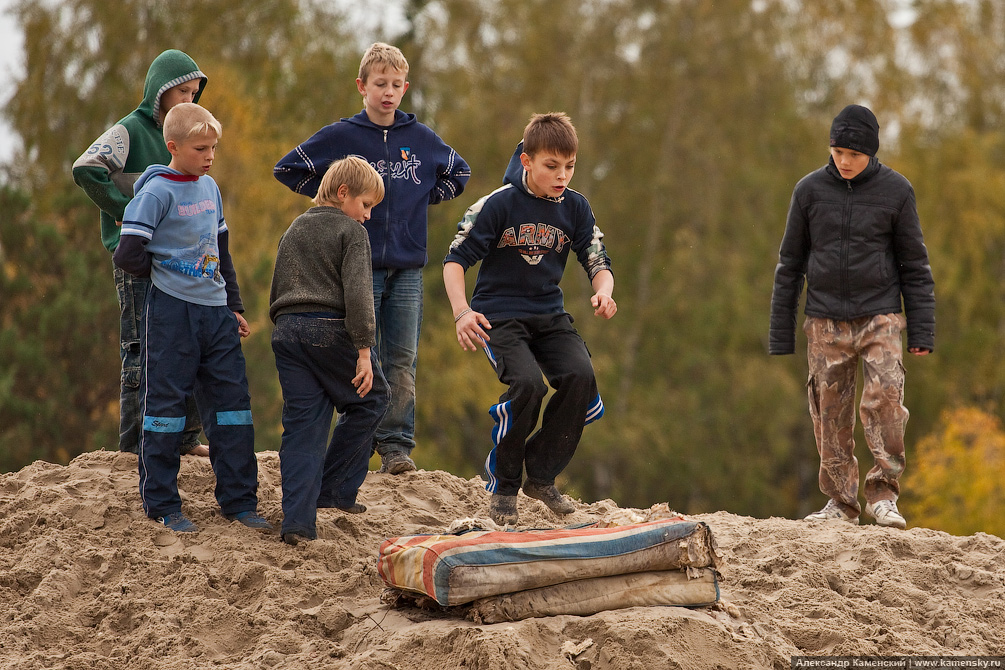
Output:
[443, 112, 616, 526]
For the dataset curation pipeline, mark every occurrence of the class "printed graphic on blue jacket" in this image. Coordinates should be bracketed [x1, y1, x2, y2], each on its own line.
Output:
[498, 222, 573, 266]
[159, 232, 221, 280]
[376, 147, 421, 186]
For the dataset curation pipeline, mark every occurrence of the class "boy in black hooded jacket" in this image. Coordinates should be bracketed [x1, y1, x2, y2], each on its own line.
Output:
[770, 104, 935, 530]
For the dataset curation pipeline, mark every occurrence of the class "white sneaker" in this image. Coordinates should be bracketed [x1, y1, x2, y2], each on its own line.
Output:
[865, 500, 906, 529]
[804, 499, 859, 524]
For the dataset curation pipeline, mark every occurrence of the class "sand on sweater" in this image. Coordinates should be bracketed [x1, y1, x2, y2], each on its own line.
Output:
[0, 450, 1002, 669]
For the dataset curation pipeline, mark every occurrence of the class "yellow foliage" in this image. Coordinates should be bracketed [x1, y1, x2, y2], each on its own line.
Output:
[903, 406, 1005, 537]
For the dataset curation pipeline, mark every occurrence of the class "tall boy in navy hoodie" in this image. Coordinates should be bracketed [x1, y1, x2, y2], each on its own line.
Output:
[274, 42, 470, 476]
[443, 112, 616, 526]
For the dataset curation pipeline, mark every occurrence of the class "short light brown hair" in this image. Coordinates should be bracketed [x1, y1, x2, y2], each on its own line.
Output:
[163, 102, 222, 143]
[315, 156, 385, 207]
[359, 42, 409, 82]
[523, 112, 578, 158]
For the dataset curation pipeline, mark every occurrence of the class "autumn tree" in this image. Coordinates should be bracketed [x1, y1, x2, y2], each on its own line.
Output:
[902, 406, 1005, 537]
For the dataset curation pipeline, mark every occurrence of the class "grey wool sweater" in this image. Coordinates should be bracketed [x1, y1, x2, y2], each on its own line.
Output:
[269, 206, 376, 350]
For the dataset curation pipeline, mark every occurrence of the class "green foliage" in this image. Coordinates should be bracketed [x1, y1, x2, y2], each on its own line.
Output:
[3, 0, 1005, 531]
[0, 184, 120, 469]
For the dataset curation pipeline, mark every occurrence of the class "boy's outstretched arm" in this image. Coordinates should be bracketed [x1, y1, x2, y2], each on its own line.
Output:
[443, 261, 491, 351]
[591, 269, 617, 319]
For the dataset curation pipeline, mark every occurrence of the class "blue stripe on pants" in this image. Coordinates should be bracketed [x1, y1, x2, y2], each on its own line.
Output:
[143, 416, 186, 433]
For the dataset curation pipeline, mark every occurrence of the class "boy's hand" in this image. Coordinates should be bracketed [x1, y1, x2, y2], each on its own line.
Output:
[353, 355, 374, 397]
[909, 347, 931, 356]
[455, 310, 492, 351]
[592, 293, 617, 319]
[234, 312, 251, 338]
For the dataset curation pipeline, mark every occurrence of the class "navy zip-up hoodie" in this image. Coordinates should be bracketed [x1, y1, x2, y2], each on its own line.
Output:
[444, 143, 612, 319]
[274, 110, 470, 270]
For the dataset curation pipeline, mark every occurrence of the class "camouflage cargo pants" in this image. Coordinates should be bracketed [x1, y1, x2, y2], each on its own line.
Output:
[804, 314, 908, 517]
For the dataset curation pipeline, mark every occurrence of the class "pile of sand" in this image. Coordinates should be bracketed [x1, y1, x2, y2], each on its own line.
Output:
[0, 450, 1002, 669]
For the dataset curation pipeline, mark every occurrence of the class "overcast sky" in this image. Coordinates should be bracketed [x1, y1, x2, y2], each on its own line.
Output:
[0, 0, 24, 163]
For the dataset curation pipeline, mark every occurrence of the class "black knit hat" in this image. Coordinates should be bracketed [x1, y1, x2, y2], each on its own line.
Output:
[829, 104, 880, 157]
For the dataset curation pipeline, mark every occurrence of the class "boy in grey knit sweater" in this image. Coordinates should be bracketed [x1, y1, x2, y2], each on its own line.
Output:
[269, 156, 389, 545]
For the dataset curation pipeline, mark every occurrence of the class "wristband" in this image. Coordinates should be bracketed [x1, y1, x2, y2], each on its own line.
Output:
[454, 308, 472, 322]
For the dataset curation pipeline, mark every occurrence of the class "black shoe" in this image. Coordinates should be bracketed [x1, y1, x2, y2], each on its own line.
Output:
[336, 503, 367, 514]
[489, 494, 519, 526]
[379, 451, 416, 475]
[522, 481, 575, 515]
[282, 532, 312, 546]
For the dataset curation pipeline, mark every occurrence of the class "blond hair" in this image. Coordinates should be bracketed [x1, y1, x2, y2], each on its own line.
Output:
[359, 42, 409, 82]
[163, 102, 222, 143]
[314, 156, 385, 207]
[523, 112, 577, 157]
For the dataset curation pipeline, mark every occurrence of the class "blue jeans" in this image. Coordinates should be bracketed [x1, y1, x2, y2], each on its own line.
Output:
[371, 267, 422, 457]
[272, 315, 388, 538]
[115, 263, 202, 454]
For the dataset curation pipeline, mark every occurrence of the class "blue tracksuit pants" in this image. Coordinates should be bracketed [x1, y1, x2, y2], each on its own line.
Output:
[481, 313, 604, 496]
[138, 287, 259, 519]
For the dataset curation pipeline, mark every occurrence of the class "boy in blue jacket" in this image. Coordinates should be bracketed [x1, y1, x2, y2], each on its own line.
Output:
[274, 42, 470, 476]
[113, 103, 270, 534]
[443, 113, 616, 526]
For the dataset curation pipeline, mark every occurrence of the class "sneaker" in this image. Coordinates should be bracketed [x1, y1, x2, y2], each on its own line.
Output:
[380, 451, 416, 475]
[803, 499, 859, 524]
[282, 532, 313, 546]
[226, 511, 274, 531]
[158, 511, 199, 533]
[489, 494, 519, 526]
[522, 481, 576, 515]
[866, 499, 907, 529]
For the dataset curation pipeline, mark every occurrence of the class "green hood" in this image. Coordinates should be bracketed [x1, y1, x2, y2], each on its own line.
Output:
[138, 49, 207, 126]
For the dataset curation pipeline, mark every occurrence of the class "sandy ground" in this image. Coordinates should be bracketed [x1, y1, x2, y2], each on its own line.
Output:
[0, 450, 1002, 669]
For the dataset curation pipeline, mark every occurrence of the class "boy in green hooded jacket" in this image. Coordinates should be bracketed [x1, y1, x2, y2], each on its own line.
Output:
[73, 49, 210, 457]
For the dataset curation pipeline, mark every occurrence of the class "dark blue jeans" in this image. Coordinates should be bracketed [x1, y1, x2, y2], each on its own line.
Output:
[138, 288, 259, 518]
[371, 267, 421, 457]
[115, 264, 202, 453]
[272, 315, 388, 539]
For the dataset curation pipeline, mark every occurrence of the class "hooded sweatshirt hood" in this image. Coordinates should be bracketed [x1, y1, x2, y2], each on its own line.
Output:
[72, 49, 208, 253]
[140, 49, 207, 127]
[830, 104, 880, 157]
[132, 163, 181, 193]
[503, 142, 526, 189]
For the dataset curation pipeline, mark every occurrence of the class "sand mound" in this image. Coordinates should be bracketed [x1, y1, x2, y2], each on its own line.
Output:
[0, 450, 1002, 669]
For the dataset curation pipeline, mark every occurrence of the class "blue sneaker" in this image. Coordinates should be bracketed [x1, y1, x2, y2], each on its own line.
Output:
[158, 512, 199, 533]
[226, 510, 274, 531]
